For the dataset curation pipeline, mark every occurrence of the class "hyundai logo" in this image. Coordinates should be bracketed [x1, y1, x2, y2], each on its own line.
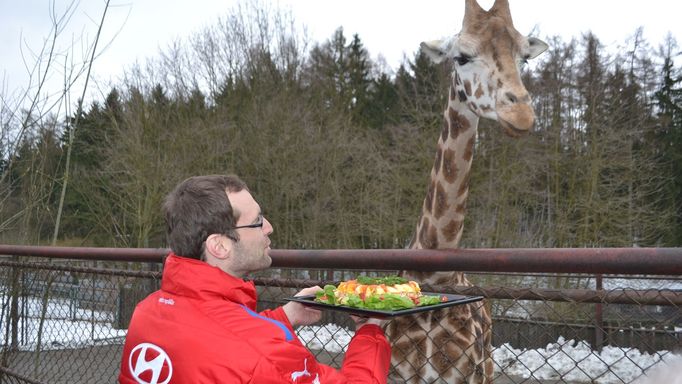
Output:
[128, 343, 173, 384]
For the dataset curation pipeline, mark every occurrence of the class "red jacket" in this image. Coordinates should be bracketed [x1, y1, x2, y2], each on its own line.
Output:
[119, 254, 391, 383]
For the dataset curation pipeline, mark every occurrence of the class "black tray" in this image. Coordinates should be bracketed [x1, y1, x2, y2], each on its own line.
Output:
[283, 293, 484, 319]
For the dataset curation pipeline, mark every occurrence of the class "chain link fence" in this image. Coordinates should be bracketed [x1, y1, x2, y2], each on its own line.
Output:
[1, 255, 680, 384]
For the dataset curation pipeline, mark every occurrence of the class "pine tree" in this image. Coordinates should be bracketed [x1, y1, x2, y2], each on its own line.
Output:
[345, 33, 373, 126]
[59, 89, 124, 239]
[654, 37, 682, 245]
[395, 51, 449, 127]
[365, 73, 400, 129]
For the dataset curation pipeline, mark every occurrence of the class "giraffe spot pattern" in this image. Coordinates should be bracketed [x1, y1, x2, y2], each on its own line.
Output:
[463, 136, 475, 162]
[386, 274, 487, 382]
[389, 315, 431, 382]
[443, 219, 463, 242]
[495, 55, 504, 73]
[427, 223, 439, 249]
[454, 358, 476, 381]
[448, 108, 470, 139]
[434, 147, 443, 175]
[432, 309, 479, 377]
[401, 270, 433, 284]
[475, 83, 484, 98]
[491, 49, 500, 68]
[433, 181, 450, 221]
[450, 86, 458, 101]
[418, 220, 439, 249]
[458, 90, 468, 102]
[425, 181, 434, 214]
[418, 216, 431, 247]
[441, 148, 458, 184]
[441, 119, 449, 142]
[458, 173, 471, 196]
[464, 80, 472, 97]
[426, 271, 466, 286]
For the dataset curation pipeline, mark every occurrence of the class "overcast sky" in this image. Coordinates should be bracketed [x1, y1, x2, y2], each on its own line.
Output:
[1, 0, 681, 106]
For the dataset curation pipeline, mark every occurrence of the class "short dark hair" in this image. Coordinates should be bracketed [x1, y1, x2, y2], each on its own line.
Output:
[163, 175, 248, 260]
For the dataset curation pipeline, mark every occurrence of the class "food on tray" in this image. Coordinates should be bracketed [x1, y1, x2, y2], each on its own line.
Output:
[314, 275, 448, 310]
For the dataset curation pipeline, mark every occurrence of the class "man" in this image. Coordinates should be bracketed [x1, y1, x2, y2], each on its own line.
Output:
[119, 175, 391, 383]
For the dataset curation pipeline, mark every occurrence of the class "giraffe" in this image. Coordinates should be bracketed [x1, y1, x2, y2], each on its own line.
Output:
[385, 1, 547, 383]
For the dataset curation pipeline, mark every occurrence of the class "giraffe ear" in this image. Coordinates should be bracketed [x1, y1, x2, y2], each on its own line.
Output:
[420, 38, 456, 64]
[527, 37, 549, 59]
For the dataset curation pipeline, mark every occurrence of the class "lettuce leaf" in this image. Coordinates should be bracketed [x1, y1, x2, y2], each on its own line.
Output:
[362, 293, 415, 309]
[315, 285, 337, 304]
[344, 294, 363, 308]
[356, 275, 408, 285]
[417, 295, 443, 306]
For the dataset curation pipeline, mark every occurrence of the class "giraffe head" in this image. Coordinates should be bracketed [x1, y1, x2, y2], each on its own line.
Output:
[421, 0, 548, 137]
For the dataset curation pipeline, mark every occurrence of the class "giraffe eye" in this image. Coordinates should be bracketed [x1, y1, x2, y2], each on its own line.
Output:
[454, 55, 471, 66]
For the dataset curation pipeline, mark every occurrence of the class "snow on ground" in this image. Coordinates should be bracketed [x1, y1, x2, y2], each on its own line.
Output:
[0, 296, 127, 350]
[298, 323, 351, 353]
[494, 337, 681, 383]
[297, 326, 681, 384]
[2, 294, 680, 383]
[601, 277, 682, 291]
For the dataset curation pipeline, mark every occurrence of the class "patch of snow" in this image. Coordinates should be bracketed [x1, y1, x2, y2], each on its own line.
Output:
[297, 323, 353, 353]
[493, 336, 681, 383]
[601, 278, 682, 291]
[0, 295, 126, 351]
[633, 354, 682, 384]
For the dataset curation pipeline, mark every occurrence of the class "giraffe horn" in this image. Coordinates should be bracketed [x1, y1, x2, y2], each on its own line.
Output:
[490, 0, 513, 23]
[464, 0, 485, 12]
[463, 0, 485, 26]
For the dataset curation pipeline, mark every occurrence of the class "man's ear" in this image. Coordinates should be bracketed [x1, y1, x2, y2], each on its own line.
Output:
[204, 234, 232, 261]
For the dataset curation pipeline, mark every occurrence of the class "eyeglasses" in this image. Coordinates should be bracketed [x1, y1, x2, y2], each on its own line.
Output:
[233, 215, 264, 230]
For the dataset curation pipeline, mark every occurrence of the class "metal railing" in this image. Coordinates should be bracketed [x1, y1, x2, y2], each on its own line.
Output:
[1, 245, 680, 384]
[1, 245, 680, 274]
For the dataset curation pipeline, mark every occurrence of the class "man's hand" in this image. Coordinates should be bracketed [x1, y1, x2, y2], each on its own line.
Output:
[282, 286, 323, 327]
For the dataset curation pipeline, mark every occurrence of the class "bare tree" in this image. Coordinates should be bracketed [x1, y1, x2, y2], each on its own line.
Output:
[0, 2, 114, 379]
[0, 0, 116, 239]
[52, 0, 111, 245]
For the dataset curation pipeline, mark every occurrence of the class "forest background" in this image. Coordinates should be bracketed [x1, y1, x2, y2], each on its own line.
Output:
[2, 2, 681, 252]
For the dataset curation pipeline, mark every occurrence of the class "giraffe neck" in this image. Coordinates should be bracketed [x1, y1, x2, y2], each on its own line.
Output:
[406, 78, 479, 286]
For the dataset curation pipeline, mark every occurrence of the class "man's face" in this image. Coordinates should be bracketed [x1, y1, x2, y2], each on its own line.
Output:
[226, 189, 273, 275]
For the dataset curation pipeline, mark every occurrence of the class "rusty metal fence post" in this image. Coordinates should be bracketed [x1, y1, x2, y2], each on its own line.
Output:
[595, 273, 604, 351]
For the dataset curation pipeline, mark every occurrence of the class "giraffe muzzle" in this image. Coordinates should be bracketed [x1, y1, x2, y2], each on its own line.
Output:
[497, 103, 535, 137]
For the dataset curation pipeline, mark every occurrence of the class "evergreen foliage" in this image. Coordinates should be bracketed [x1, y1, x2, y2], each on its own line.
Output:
[2, 4, 680, 250]
[654, 37, 682, 244]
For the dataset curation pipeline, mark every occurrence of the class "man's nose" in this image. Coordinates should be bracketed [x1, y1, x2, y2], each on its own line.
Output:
[263, 218, 274, 235]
